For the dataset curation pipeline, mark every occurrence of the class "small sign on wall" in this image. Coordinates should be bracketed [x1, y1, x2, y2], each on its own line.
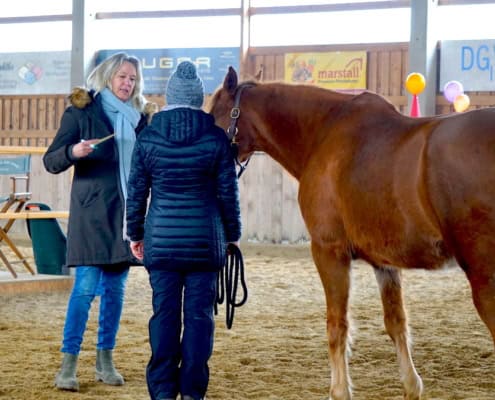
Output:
[440, 40, 495, 92]
[0, 51, 70, 94]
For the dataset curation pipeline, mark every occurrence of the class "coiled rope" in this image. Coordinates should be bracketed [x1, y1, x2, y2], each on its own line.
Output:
[215, 243, 248, 329]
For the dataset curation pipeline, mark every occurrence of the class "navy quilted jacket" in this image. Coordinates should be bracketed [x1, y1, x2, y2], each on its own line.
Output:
[126, 107, 242, 271]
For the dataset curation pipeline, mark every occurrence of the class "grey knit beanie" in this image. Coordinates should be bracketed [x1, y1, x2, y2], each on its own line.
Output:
[166, 61, 204, 108]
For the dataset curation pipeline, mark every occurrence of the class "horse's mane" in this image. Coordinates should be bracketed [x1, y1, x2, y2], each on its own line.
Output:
[207, 76, 399, 118]
[241, 79, 397, 110]
[239, 79, 259, 87]
[250, 80, 404, 120]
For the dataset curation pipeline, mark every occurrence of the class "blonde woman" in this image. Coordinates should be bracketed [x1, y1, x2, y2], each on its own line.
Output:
[44, 52, 156, 391]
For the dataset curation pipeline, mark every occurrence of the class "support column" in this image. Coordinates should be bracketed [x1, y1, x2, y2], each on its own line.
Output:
[240, 0, 251, 79]
[409, 0, 438, 116]
[71, 0, 96, 88]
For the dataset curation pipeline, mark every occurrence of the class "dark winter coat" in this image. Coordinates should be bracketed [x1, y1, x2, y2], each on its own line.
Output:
[43, 88, 154, 269]
[126, 107, 242, 272]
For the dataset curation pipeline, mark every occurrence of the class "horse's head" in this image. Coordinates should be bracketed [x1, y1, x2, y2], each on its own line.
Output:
[207, 67, 258, 163]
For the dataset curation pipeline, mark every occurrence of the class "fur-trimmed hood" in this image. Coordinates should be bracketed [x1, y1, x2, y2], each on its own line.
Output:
[68, 86, 158, 123]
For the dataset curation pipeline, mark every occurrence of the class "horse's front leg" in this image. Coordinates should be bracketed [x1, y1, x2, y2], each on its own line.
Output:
[373, 266, 423, 400]
[311, 240, 352, 400]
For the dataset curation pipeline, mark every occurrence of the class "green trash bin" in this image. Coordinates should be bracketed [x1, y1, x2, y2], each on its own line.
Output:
[25, 202, 68, 275]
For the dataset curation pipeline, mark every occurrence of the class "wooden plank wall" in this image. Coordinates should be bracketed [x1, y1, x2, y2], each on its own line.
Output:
[1, 43, 495, 242]
[0, 95, 68, 146]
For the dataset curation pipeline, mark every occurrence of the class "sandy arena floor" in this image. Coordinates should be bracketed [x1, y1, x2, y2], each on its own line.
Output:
[0, 242, 494, 399]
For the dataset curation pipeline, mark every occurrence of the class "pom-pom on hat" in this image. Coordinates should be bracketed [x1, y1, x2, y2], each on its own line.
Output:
[166, 61, 204, 108]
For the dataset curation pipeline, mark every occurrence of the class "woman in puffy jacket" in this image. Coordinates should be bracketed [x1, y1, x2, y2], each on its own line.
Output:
[43, 52, 156, 392]
[126, 61, 241, 400]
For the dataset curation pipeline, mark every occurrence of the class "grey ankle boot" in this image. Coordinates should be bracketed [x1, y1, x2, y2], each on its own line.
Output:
[54, 353, 79, 391]
[95, 349, 124, 385]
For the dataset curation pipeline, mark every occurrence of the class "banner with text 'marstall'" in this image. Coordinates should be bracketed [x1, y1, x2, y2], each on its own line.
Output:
[285, 51, 367, 93]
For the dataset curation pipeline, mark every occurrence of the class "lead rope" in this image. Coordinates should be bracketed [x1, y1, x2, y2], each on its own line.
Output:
[215, 243, 248, 329]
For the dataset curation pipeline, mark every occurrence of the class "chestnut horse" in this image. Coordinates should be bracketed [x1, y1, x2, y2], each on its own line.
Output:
[207, 67, 495, 400]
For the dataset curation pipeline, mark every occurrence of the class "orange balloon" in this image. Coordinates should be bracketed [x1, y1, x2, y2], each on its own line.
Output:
[405, 72, 426, 95]
[453, 94, 470, 112]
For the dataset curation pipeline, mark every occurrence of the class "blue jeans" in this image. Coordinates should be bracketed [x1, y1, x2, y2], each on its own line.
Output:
[147, 270, 217, 400]
[61, 266, 129, 355]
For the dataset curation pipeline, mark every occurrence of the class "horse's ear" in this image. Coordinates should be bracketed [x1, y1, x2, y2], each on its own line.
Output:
[254, 64, 264, 82]
[223, 66, 238, 95]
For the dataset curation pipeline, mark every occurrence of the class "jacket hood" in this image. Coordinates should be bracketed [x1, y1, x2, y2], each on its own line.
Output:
[148, 108, 217, 145]
[68, 86, 93, 109]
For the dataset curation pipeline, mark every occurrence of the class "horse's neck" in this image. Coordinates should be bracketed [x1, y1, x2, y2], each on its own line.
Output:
[249, 85, 348, 180]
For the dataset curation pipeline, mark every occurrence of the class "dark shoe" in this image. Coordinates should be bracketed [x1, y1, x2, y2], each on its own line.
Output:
[181, 396, 204, 400]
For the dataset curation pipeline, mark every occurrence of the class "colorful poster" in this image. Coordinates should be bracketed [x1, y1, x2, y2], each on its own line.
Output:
[285, 51, 367, 91]
[97, 48, 240, 95]
[0, 51, 70, 94]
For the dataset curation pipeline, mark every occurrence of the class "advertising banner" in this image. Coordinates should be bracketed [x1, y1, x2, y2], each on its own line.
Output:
[440, 40, 495, 92]
[97, 48, 240, 95]
[284, 51, 367, 92]
[0, 51, 70, 95]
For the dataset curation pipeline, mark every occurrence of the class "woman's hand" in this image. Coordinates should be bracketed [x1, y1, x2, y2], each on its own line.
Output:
[72, 139, 100, 158]
[227, 241, 240, 255]
[130, 240, 144, 261]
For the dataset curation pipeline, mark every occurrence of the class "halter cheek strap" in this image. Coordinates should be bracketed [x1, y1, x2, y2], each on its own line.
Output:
[226, 84, 254, 178]
[226, 84, 249, 142]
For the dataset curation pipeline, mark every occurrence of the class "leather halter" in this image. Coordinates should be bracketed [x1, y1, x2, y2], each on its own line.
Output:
[226, 83, 254, 178]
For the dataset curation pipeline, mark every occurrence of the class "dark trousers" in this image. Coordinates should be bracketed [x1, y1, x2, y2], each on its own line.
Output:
[147, 269, 217, 400]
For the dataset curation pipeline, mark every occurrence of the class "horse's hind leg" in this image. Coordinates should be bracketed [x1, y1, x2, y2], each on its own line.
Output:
[311, 241, 352, 400]
[373, 266, 423, 400]
[459, 254, 495, 349]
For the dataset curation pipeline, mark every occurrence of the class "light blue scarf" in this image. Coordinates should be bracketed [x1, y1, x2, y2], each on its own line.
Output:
[100, 88, 140, 239]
